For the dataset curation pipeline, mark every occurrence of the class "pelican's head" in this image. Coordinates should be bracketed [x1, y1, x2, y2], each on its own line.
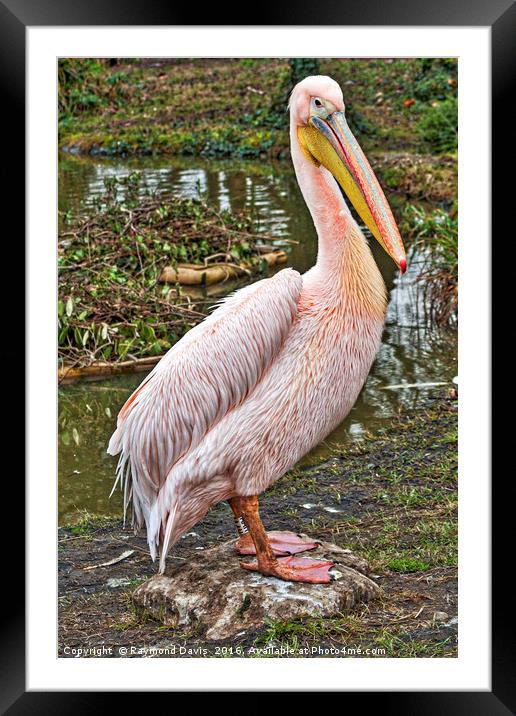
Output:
[290, 76, 407, 273]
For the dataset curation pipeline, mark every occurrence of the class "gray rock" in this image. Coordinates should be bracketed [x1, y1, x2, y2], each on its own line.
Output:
[106, 577, 132, 589]
[432, 611, 450, 623]
[133, 535, 380, 641]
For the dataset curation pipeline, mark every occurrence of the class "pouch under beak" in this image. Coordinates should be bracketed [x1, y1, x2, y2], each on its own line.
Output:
[298, 111, 407, 273]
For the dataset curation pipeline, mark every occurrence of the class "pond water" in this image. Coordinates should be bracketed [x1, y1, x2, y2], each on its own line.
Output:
[58, 153, 457, 524]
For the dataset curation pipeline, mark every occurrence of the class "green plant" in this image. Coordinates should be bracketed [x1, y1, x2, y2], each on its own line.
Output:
[402, 203, 458, 324]
[268, 58, 321, 128]
[288, 58, 321, 86]
[386, 557, 431, 573]
[58, 173, 278, 365]
[416, 96, 458, 153]
[412, 61, 457, 103]
[58, 59, 108, 118]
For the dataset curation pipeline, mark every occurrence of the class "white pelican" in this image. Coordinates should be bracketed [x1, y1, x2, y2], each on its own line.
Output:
[108, 76, 406, 583]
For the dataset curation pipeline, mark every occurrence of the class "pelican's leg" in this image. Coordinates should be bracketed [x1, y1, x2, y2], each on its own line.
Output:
[237, 496, 334, 584]
[228, 497, 318, 557]
[228, 497, 249, 537]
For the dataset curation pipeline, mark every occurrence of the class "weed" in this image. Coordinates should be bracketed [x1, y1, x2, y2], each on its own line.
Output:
[401, 203, 458, 325]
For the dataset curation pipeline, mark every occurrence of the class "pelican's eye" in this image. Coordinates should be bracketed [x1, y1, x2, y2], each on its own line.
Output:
[309, 97, 339, 120]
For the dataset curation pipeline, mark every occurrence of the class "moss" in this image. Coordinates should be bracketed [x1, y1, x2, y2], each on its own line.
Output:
[62, 511, 120, 536]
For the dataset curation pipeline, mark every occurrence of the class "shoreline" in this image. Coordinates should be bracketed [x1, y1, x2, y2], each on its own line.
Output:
[59, 58, 457, 161]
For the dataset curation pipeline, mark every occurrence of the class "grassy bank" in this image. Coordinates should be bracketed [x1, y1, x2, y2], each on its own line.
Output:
[58, 393, 457, 657]
[59, 58, 457, 159]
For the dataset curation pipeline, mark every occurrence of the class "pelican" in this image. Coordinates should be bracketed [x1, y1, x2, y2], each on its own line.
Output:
[108, 76, 406, 584]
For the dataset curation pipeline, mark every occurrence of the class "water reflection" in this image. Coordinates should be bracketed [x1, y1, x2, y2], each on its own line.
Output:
[59, 154, 316, 271]
[58, 153, 457, 523]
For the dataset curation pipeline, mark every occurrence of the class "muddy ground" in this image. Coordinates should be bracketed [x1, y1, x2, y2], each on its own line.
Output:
[58, 392, 458, 658]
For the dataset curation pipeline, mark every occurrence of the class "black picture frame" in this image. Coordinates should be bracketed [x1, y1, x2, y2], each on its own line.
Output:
[6, 0, 502, 710]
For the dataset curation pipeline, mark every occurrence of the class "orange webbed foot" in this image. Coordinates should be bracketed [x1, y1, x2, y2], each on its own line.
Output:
[235, 530, 318, 557]
[240, 555, 335, 584]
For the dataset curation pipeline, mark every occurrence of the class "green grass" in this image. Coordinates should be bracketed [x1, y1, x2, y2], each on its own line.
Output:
[58, 58, 457, 159]
[62, 510, 120, 536]
[401, 202, 458, 324]
[253, 611, 455, 658]
[374, 632, 454, 658]
[386, 557, 431, 573]
[416, 97, 458, 153]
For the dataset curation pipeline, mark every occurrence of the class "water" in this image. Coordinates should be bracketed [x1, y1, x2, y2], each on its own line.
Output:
[58, 153, 457, 524]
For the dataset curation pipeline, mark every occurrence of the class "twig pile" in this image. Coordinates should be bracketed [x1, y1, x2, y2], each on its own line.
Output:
[58, 174, 274, 367]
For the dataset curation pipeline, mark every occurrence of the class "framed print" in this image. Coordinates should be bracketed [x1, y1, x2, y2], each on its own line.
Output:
[5, 0, 505, 709]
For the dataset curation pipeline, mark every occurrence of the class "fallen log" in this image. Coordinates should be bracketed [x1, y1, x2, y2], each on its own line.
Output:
[58, 355, 162, 385]
[159, 251, 288, 286]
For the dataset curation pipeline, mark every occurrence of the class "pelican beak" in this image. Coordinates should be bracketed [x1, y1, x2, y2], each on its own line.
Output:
[298, 111, 407, 273]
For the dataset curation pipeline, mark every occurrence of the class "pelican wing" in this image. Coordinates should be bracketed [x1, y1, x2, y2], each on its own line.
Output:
[107, 268, 302, 531]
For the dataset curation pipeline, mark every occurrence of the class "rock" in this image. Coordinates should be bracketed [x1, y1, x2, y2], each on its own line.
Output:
[433, 611, 450, 623]
[106, 577, 133, 589]
[132, 535, 380, 641]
